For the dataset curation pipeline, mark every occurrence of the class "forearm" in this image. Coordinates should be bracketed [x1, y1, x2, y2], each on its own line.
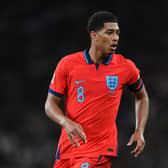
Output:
[135, 95, 149, 134]
[45, 94, 87, 145]
[45, 97, 67, 127]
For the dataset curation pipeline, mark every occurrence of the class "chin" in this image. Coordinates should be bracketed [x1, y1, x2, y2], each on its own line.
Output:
[108, 49, 115, 54]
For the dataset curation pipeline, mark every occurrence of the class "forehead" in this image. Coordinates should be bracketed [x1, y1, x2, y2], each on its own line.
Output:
[103, 22, 119, 30]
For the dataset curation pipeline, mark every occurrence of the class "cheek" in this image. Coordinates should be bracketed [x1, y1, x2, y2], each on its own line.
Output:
[102, 38, 110, 46]
[98, 37, 106, 43]
[96, 36, 109, 46]
[102, 36, 110, 43]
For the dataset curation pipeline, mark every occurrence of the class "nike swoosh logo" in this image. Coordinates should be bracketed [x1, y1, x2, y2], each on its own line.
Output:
[75, 80, 86, 84]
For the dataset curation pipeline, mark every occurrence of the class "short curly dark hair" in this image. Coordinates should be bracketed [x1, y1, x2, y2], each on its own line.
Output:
[87, 11, 118, 33]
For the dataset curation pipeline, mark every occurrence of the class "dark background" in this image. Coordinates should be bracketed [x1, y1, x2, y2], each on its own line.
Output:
[1, 0, 167, 167]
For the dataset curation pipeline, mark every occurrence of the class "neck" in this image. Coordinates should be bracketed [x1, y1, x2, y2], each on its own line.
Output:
[89, 47, 106, 64]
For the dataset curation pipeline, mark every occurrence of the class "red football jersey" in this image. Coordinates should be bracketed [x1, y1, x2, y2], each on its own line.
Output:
[49, 49, 143, 159]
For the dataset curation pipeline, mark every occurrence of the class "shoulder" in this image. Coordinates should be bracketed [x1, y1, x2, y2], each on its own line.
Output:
[58, 51, 84, 66]
[112, 53, 137, 68]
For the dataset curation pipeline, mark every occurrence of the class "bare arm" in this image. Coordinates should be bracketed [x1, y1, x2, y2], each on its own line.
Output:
[127, 84, 149, 157]
[135, 85, 149, 134]
[45, 93, 87, 146]
[45, 93, 66, 126]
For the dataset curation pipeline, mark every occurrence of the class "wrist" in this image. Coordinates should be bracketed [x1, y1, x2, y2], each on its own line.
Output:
[60, 117, 66, 127]
[135, 127, 144, 134]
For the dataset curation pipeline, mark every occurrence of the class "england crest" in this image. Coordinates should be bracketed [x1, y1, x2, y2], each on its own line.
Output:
[106, 76, 118, 90]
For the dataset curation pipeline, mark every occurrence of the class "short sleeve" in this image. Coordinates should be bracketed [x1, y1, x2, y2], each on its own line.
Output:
[48, 58, 67, 97]
[127, 59, 144, 92]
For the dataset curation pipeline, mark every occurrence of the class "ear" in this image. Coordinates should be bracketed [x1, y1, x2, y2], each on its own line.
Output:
[90, 31, 97, 40]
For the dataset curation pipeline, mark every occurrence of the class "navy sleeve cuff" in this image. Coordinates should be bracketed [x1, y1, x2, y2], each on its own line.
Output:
[48, 88, 64, 97]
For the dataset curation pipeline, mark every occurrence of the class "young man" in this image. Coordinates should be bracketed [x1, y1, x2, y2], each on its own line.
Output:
[45, 11, 149, 168]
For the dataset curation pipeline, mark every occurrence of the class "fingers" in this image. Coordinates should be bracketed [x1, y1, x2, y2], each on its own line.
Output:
[77, 131, 87, 143]
[127, 133, 145, 157]
[134, 145, 144, 157]
[67, 135, 75, 147]
[68, 134, 80, 147]
[67, 124, 87, 147]
[68, 133, 86, 147]
[127, 136, 135, 146]
[75, 125, 87, 143]
[72, 134, 80, 147]
[132, 141, 145, 157]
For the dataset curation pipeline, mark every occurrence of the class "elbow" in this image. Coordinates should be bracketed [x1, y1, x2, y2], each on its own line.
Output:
[144, 92, 149, 104]
[136, 91, 149, 107]
[44, 100, 50, 117]
[141, 93, 149, 106]
[142, 93, 149, 110]
[44, 94, 61, 119]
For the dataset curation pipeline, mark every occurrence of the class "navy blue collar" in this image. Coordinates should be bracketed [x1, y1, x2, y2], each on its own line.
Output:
[84, 49, 112, 65]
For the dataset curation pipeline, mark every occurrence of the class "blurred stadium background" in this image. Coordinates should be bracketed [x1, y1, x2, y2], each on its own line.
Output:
[1, 0, 167, 167]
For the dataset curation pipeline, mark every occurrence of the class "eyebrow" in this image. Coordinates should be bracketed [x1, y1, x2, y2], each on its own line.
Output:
[107, 28, 120, 31]
[106, 28, 120, 31]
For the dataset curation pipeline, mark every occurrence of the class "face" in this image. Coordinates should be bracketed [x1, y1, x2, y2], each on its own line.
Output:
[91, 22, 120, 54]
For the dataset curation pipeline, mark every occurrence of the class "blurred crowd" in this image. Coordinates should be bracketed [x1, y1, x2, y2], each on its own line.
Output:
[1, 0, 168, 167]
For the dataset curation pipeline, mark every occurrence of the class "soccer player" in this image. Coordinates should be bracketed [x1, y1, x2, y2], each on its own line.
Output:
[45, 11, 149, 168]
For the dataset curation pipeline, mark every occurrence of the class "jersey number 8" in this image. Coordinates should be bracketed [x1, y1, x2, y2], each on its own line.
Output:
[77, 86, 84, 102]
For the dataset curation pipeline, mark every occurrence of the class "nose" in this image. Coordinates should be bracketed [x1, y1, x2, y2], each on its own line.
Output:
[112, 32, 119, 41]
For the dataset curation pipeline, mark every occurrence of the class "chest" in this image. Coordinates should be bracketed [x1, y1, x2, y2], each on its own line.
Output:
[67, 63, 129, 97]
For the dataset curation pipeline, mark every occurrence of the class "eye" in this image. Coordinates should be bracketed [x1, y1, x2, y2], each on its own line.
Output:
[116, 30, 120, 35]
[105, 30, 120, 35]
[106, 31, 113, 35]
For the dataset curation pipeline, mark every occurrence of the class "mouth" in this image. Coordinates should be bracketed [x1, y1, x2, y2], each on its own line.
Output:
[110, 44, 118, 50]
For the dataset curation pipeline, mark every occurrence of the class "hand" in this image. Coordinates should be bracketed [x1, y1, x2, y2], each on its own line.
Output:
[127, 130, 145, 157]
[62, 118, 87, 147]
